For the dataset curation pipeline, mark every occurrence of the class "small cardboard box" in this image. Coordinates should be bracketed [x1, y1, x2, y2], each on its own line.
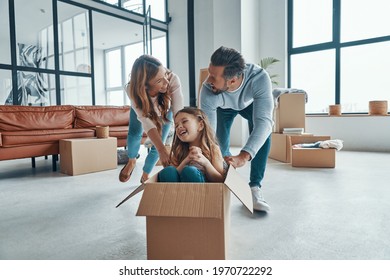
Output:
[60, 137, 117, 175]
[269, 133, 313, 163]
[274, 93, 306, 133]
[291, 148, 336, 168]
[116, 166, 253, 260]
[290, 135, 335, 168]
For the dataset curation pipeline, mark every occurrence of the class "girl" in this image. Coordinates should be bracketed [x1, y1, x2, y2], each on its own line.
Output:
[119, 55, 183, 183]
[158, 107, 225, 183]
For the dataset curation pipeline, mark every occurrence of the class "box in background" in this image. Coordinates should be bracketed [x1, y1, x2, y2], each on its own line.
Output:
[268, 133, 292, 163]
[269, 133, 314, 163]
[60, 137, 117, 175]
[274, 93, 306, 133]
[116, 166, 253, 260]
[290, 135, 335, 168]
[291, 148, 336, 168]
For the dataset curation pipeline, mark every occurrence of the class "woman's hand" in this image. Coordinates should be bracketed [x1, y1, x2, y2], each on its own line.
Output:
[158, 147, 171, 167]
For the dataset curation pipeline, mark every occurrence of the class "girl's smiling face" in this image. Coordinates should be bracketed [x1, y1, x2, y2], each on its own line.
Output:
[174, 112, 204, 144]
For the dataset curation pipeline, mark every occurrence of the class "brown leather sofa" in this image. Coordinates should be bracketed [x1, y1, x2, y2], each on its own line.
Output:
[0, 105, 136, 171]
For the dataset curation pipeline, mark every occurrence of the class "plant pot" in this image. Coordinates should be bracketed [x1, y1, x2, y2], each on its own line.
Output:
[369, 100, 388, 116]
[328, 104, 341, 116]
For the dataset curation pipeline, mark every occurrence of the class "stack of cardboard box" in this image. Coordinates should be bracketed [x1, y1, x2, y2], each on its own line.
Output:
[268, 93, 335, 168]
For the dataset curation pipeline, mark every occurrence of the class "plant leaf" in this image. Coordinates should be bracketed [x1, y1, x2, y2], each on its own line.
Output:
[260, 57, 280, 69]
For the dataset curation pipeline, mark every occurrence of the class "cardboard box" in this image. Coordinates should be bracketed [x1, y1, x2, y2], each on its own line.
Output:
[269, 133, 292, 162]
[269, 133, 313, 163]
[274, 93, 306, 133]
[60, 137, 117, 175]
[291, 148, 336, 168]
[116, 166, 253, 260]
[290, 135, 335, 168]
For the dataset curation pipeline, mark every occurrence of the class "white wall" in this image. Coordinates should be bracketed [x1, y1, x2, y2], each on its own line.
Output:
[306, 116, 390, 152]
[168, 0, 389, 152]
[258, 0, 287, 87]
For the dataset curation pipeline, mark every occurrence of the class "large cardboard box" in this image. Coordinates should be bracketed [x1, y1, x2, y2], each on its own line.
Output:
[60, 137, 117, 175]
[274, 93, 306, 133]
[290, 135, 335, 168]
[269, 133, 313, 163]
[116, 166, 253, 260]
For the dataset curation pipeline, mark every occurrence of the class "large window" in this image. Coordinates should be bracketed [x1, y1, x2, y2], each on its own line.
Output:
[289, 0, 390, 114]
[0, 0, 169, 106]
[58, 3, 90, 74]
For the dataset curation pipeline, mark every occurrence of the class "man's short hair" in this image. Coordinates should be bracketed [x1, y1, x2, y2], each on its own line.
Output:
[210, 46, 245, 79]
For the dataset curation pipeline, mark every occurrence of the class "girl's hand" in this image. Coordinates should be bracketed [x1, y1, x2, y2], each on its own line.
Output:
[188, 146, 209, 167]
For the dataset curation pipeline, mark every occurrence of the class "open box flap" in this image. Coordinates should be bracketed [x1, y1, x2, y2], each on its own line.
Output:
[115, 172, 158, 208]
[224, 166, 253, 214]
[116, 166, 253, 214]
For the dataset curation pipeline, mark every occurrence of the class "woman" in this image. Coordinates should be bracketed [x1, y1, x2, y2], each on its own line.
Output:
[119, 55, 183, 183]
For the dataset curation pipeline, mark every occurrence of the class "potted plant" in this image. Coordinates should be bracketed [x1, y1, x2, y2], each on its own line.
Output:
[259, 57, 280, 86]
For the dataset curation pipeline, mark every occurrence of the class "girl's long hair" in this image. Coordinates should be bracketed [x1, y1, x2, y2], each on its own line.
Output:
[127, 55, 171, 133]
[170, 107, 220, 166]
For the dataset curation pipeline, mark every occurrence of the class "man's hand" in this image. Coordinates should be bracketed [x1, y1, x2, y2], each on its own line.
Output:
[224, 150, 251, 168]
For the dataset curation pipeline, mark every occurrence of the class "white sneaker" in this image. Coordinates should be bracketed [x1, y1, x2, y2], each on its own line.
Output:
[251, 187, 270, 212]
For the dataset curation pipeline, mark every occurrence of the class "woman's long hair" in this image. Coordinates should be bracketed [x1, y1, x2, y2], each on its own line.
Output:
[127, 55, 171, 133]
[170, 107, 220, 166]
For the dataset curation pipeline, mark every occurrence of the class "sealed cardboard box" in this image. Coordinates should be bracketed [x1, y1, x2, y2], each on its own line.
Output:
[290, 135, 335, 168]
[269, 133, 313, 163]
[274, 93, 306, 133]
[60, 137, 117, 175]
[116, 166, 253, 260]
[291, 148, 336, 168]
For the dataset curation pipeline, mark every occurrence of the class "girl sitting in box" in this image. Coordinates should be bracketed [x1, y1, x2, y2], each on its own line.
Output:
[158, 107, 226, 183]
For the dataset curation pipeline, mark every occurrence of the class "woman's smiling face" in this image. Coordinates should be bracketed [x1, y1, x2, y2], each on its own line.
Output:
[147, 66, 169, 97]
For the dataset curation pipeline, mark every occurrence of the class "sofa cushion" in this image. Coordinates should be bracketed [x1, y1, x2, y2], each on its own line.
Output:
[74, 106, 130, 128]
[107, 125, 129, 138]
[0, 105, 75, 131]
[0, 129, 94, 147]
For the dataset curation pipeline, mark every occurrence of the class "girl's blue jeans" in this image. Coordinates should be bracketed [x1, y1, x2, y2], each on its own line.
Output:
[158, 165, 206, 182]
[126, 108, 173, 174]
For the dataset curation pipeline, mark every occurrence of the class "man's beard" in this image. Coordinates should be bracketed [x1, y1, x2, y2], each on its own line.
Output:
[211, 80, 229, 95]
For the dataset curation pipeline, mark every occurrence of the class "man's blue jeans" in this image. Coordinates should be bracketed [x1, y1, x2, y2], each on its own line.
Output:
[158, 166, 206, 182]
[216, 104, 271, 188]
[126, 108, 173, 174]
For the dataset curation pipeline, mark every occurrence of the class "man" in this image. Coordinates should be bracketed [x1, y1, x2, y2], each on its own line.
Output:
[200, 46, 273, 212]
